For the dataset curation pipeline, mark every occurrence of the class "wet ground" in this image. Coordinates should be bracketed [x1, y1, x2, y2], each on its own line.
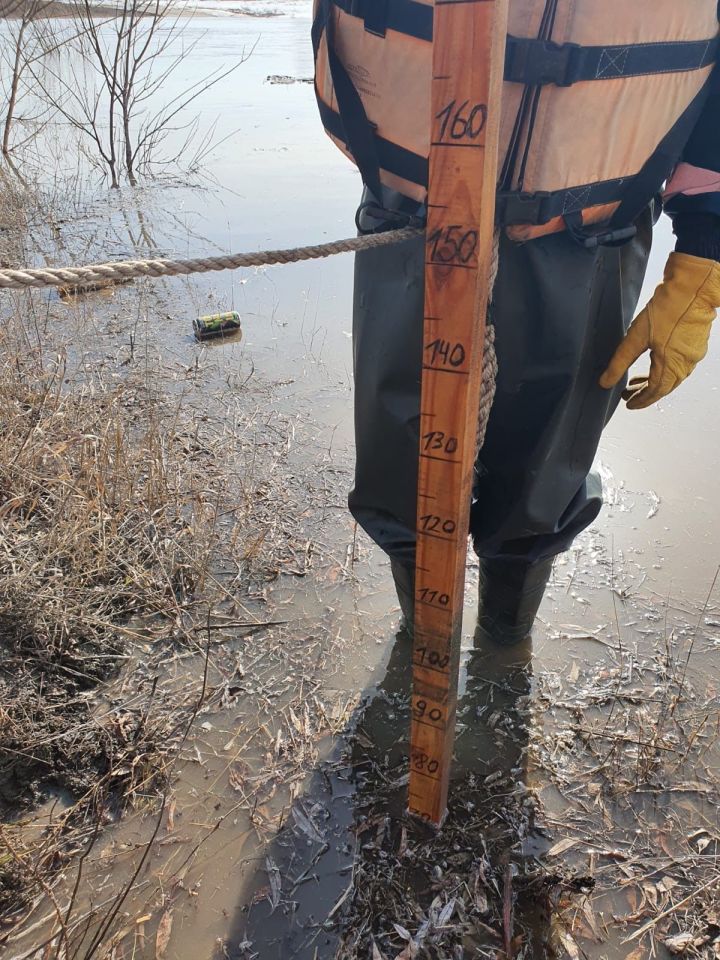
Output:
[2, 3, 720, 958]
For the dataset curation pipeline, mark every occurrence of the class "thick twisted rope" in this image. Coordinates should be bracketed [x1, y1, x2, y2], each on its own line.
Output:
[1, 221, 500, 438]
[476, 231, 501, 451]
[0, 226, 422, 291]
[477, 323, 498, 451]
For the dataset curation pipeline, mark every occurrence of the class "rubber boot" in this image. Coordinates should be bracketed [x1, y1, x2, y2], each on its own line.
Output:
[475, 557, 553, 647]
[457, 629, 532, 773]
[390, 559, 415, 634]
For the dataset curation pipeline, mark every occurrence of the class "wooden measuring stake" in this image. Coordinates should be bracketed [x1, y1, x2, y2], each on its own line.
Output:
[408, 0, 509, 826]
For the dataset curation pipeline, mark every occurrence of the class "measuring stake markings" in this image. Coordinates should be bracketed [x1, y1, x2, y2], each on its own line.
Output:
[408, 0, 509, 826]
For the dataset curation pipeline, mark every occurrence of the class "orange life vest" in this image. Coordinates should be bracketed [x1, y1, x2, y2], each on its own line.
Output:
[313, 0, 719, 242]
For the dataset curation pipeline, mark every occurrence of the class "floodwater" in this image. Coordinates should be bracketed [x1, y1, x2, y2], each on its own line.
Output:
[3, 4, 720, 959]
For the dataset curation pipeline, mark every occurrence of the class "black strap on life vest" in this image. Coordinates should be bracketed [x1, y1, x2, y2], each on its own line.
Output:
[504, 36, 719, 87]
[331, 0, 432, 41]
[312, 0, 387, 202]
[318, 100, 428, 189]
[496, 179, 625, 227]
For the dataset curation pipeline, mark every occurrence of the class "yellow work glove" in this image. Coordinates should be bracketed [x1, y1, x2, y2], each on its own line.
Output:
[600, 252, 720, 410]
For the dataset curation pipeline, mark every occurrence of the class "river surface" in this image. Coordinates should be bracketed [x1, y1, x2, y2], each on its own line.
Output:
[3, 5, 720, 960]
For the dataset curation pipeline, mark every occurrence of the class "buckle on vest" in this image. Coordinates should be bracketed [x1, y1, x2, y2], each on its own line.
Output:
[576, 225, 638, 249]
[355, 200, 425, 235]
[497, 191, 553, 226]
[505, 37, 583, 87]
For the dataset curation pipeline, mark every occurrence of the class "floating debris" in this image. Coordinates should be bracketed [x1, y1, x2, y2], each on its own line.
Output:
[58, 275, 134, 297]
[193, 310, 242, 341]
[266, 74, 313, 84]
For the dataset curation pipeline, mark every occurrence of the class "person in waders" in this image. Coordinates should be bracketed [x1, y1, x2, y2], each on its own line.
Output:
[313, 2, 720, 645]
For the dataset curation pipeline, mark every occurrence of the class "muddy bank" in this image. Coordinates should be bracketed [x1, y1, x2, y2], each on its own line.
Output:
[0, 1, 121, 19]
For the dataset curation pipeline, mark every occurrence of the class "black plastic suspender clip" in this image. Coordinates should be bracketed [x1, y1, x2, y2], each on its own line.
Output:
[505, 37, 583, 87]
[577, 225, 638, 249]
[355, 200, 426, 235]
[564, 211, 639, 249]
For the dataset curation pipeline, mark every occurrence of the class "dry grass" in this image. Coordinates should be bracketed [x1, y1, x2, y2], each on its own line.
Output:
[0, 326, 224, 919]
[0, 167, 29, 232]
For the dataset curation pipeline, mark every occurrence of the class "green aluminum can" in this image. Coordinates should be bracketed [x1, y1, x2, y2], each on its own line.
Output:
[193, 311, 242, 341]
